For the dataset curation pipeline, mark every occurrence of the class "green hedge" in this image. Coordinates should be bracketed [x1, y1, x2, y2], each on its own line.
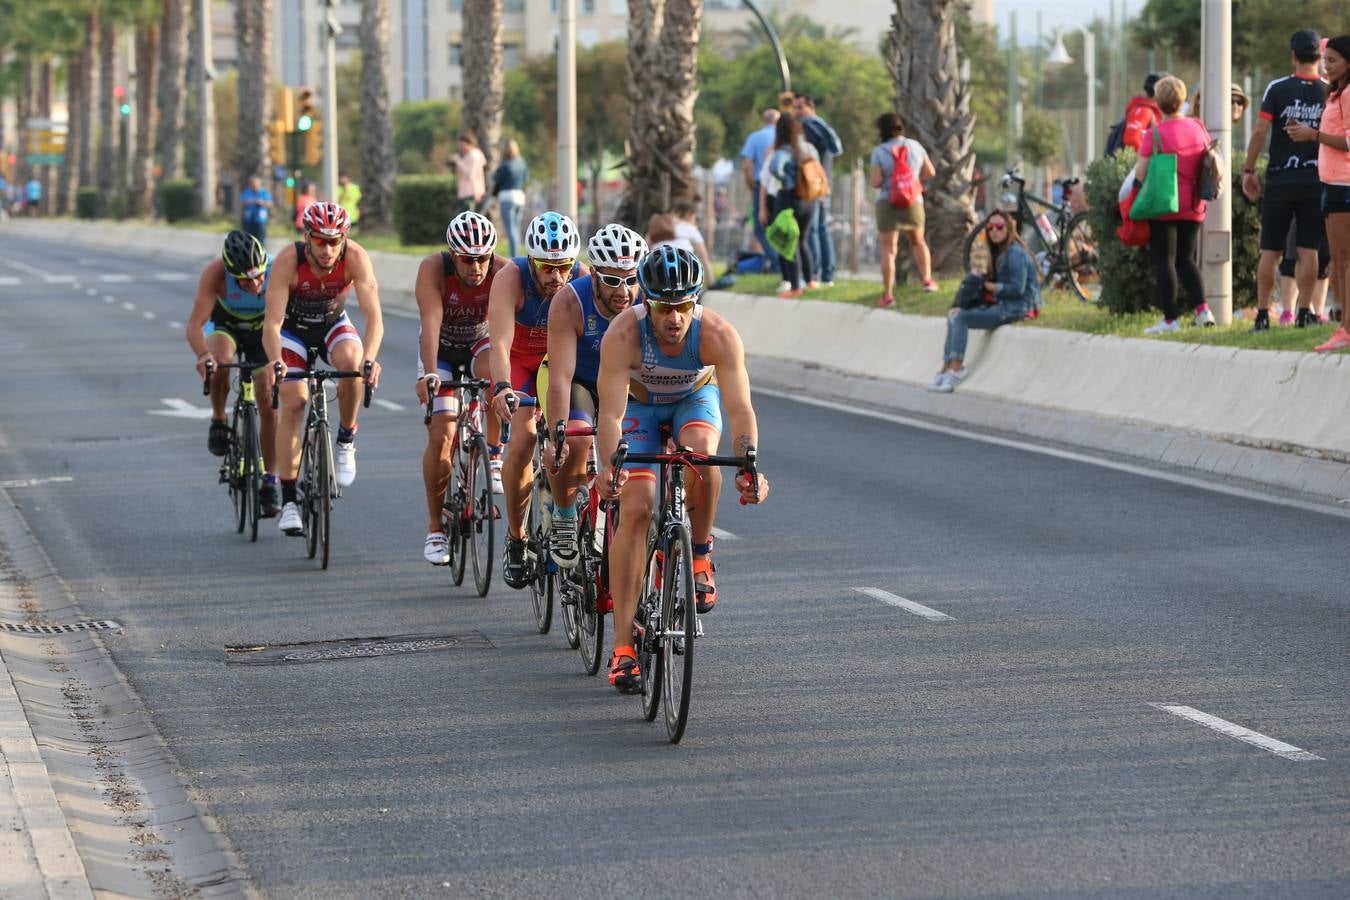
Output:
[393, 175, 457, 245]
[75, 187, 98, 220]
[159, 179, 196, 223]
[1230, 151, 1262, 309]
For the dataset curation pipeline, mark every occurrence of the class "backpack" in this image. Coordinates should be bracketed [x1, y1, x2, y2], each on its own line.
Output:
[1196, 139, 1225, 203]
[1104, 119, 1126, 157]
[887, 143, 918, 208]
[795, 155, 829, 201]
[1121, 103, 1158, 152]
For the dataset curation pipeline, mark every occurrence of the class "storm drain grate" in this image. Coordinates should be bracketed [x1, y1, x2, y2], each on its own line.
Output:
[223, 632, 493, 665]
[0, 620, 122, 635]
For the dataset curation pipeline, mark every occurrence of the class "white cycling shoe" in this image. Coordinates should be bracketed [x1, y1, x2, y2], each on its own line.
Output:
[424, 531, 450, 565]
[335, 441, 356, 487]
[490, 457, 504, 495]
[278, 502, 304, 536]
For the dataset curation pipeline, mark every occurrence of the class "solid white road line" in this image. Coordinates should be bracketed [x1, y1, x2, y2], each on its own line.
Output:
[853, 587, 954, 622]
[758, 387, 1350, 522]
[710, 527, 738, 541]
[1150, 703, 1324, 761]
[0, 257, 55, 277]
[99, 274, 132, 283]
[373, 398, 406, 412]
[0, 477, 74, 489]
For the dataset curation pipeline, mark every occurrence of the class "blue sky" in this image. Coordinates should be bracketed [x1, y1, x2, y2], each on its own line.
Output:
[994, 0, 1139, 45]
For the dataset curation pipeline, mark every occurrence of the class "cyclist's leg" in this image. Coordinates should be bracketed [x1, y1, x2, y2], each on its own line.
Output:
[277, 327, 314, 482]
[501, 355, 540, 540]
[205, 329, 236, 420]
[423, 359, 460, 534]
[609, 400, 662, 679]
[324, 316, 364, 434]
[546, 382, 597, 510]
[674, 385, 725, 611]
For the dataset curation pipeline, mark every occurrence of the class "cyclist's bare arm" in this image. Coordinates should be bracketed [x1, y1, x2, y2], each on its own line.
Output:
[486, 261, 522, 418]
[262, 243, 299, 369]
[345, 242, 384, 379]
[595, 311, 640, 492]
[545, 284, 582, 429]
[187, 259, 226, 368]
[414, 255, 445, 403]
[700, 311, 768, 503]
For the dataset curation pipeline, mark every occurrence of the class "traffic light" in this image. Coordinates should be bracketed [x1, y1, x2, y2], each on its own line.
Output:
[119, 102, 131, 116]
[296, 88, 315, 132]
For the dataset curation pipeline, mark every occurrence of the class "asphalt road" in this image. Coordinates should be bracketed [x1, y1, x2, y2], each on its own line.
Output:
[1, 232, 1348, 898]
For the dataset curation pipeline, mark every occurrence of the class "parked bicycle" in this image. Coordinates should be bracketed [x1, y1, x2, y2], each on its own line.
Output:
[609, 435, 759, 744]
[964, 166, 1101, 303]
[422, 373, 496, 597]
[203, 356, 265, 542]
[271, 348, 372, 570]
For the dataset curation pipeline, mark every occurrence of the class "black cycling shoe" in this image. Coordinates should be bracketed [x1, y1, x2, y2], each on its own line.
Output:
[259, 483, 280, 518]
[208, 419, 231, 457]
[502, 537, 529, 589]
[1296, 307, 1313, 328]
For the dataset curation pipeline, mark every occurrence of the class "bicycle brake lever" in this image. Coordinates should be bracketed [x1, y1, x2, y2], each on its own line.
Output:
[361, 360, 374, 409]
[201, 359, 215, 397]
[553, 420, 566, 468]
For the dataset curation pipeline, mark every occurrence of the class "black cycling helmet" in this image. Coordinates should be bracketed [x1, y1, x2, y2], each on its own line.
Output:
[222, 230, 268, 279]
[637, 245, 703, 302]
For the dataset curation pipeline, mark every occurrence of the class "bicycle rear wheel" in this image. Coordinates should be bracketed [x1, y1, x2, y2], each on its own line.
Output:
[467, 435, 494, 597]
[301, 425, 319, 560]
[961, 222, 993, 277]
[1061, 211, 1102, 303]
[527, 476, 553, 633]
[638, 533, 664, 723]
[661, 524, 697, 743]
[227, 416, 246, 534]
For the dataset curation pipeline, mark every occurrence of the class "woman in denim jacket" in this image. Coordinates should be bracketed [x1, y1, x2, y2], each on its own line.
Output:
[929, 209, 1040, 393]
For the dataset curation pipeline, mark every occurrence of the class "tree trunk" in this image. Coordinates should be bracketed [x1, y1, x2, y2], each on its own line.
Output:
[232, 0, 272, 190]
[617, 0, 702, 231]
[14, 59, 34, 206]
[358, 0, 396, 230]
[96, 18, 117, 215]
[57, 53, 83, 215]
[460, 0, 503, 175]
[129, 24, 161, 217]
[889, 0, 977, 272]
[78, 10, 99, 190]
[38, 58, 56, 214]
[156, 0, 187, 182]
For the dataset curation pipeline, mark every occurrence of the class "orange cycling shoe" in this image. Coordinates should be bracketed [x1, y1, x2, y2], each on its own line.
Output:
[608, 645, 641, 693]
[693, 557, 717, 613]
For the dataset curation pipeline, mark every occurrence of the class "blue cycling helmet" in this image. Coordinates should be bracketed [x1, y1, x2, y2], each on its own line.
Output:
[638, 245, 703, 302]
[525, 211, 581, 261]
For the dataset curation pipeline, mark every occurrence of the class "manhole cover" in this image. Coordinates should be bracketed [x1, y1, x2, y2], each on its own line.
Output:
[223, 632, 493, 665]
[0, 620, 121, 636]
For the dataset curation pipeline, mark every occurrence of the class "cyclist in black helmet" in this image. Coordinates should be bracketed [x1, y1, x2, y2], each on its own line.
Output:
[185, 230, 281, 516]
[594, 246, 770, 693]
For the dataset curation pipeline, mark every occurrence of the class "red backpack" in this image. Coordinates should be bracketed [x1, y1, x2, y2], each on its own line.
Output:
[888, 143, 919, 208]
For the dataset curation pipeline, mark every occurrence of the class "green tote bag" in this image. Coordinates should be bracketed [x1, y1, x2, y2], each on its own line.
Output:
[1129, 127, 1179, 221]
[765, 208, 800, 261]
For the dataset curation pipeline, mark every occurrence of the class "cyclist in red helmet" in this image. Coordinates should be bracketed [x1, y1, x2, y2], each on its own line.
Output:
[262, 200, 384, 537]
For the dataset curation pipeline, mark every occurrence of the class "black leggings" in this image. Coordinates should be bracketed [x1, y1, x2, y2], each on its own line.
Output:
[774, 192, 817, 289]
[1148, 220, 1205, 321]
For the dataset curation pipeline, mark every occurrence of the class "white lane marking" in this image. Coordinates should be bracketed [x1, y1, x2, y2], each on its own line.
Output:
[86, 288, 99, 296]
[758, 387, 1350, 522]
[121, 302, 135, 311]
[168, 321, 183, 330]
[853, 587, 954, 622]
[143, 311, 156, 320]
[0, 276, 20, 286]
[44, 275, 76, 284]
[0, 256, 57, 277]
[710, 527, 737, 541]
[102, 295, 114, 303]
[99, 273, 132, 283]
[1150, 704, 1324, 761]
[152, 273, 189, 281]
[0, 476, 74, 489]
[146, 398, 213, 419]
[373, 398, 406, 412]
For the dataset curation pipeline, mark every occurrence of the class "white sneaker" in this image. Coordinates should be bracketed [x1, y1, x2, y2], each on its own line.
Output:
[549, 515, 579, 569]
[1144, 319, 1181, 334]
[775, 281, 791, 294]
[278, 502, 303, 536]
[335, 440, 356, 487]
[948, 367, 969, 384]
[1194, 307, 1216, 327]
[490, 457, 504, 495]
[931, 371, 956, 393]
[926, 371, 949, 391]
[424, 531, 450, 565]
[823, 280, 835, 288]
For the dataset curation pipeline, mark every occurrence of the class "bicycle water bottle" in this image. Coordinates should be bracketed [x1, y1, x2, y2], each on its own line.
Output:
[1035, 213, 1058, 246]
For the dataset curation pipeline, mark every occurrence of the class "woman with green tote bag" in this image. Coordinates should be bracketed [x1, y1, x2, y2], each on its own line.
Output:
[1132, 75, 1216, 334]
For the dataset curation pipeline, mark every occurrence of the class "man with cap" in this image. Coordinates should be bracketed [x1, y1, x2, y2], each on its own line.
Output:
[1242, 28, 1328, 330]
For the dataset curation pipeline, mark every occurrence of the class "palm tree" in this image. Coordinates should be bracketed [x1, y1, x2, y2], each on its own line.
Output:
[618, 0, 702, 229]
[358, 0, 395, 229]
[888, 0, 976, 271]
[128, 19, 160, 216]
[155, 0, 187, 182]
[96, 15, 116, 215]
[77, 9, 99, 192]
[232, 0, 271, 197]
[460, 0, 502, 176]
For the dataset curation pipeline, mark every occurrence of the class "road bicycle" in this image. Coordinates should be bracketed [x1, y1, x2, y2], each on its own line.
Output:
[271, 348, 372, 570]
[609, 436, 758, 744]
[203, 356, 265, 542]
[422, 373, 496, 597]
[502, 395, 556, 634]
[963, 166, 1101, 303]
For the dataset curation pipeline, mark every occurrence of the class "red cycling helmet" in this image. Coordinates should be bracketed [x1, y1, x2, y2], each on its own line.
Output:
[302, 201, 351, 238]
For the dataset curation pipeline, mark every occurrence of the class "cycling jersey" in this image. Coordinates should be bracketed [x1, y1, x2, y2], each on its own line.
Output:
[569, 275, 611, 386]
[286, 241, 352, 328]
[512, 256, 580, 360]
[216, 267, 271, 324]
[628, 303, 714, 405]
[438, 252, 506, 350]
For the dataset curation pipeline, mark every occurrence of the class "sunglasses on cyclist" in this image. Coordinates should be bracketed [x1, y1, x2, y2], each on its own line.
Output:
[595, 272, 639, 289]
[534, 259, 575, 274]
[455, 253, 492, 265]
[308, 233, 345, 247]
[647, 298, 697, 315]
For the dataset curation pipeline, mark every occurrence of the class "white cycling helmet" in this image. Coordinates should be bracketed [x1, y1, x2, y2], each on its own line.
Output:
[587, 224, 648, 271]
[524, 211, 581, 261]
[446, 211, 497, 256]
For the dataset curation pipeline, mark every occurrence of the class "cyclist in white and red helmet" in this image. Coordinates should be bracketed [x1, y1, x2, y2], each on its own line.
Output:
[414, 211, 511, 565]
[262, 200, 384, 537]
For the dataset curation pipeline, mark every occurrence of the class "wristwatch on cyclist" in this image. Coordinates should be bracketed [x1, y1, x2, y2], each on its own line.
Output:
[493, 380, 513, 398]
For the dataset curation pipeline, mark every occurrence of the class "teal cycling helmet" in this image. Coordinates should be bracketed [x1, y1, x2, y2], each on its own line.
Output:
[525, 211, 580, 261]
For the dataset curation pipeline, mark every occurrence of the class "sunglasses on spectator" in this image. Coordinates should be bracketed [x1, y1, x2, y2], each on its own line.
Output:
[985, 222, 1008, 234]
[308, 234, 344, 247]
[596, 272, 640, 288]
[647, 298, 697, 314]
[535, 259, 575, 273]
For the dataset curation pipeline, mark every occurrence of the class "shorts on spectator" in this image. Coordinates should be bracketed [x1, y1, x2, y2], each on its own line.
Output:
[875, 197, 925, 233]
[1321, 183, 1350, 216]
[1261, 180, 1324, 251]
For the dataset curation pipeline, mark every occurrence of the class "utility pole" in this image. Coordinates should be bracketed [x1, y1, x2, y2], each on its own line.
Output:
[1201, 0, 1233, 323]
[322, 0, 341, 201]
[197, 0, 216, 215]
[557, 0, 577, 221]
[1007, 10, 1018, 165]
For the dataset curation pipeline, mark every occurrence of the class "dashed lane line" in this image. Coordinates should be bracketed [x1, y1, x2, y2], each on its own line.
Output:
[152, 273, 190, 281]
[710, 527, 738, 541]
[121, 302, 135, 311]
[98, 274, 132, 283]
[168, 321, 183, 330]
[102, 296, 113, 303]
[1150, 704, 1324, 761]
[853, 587, 955, 622]
[373, 399, 406, 412]
[143, 311, 156, 320]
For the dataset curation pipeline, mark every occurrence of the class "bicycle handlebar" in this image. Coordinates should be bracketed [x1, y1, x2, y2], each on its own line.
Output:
[499, 393, 538, 445]
[552, 420, 567, 468]
[201, 359, 215, 396]
[609, 438, 759, 502]
[269, 360, 369, 410]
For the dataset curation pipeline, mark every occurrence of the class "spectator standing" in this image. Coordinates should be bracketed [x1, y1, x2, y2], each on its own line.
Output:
[492, 138, 528, 256]
[928, 209, 1039, 393]
[869, 112, 938, 307]
[337, 174, 362, 229]
[1112, 73, 1166, 156]
[455, 133, 487, 214]
[671, 198, 715, 278]
[739, 109, 780, 271]
[239, 175, 274, 242]
[1242, 29, 1327, 331]
[294, 182, 318, 232]
[1288, 34, 1350, 351]
[25, 177, 41, 216]
[759, 112, 820, 299]
[1134, 76, 1214, 334]
[795, 92, 844, 286]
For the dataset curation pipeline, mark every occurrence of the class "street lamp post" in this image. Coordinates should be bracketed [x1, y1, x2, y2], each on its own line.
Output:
[558, 0, 577, 221]
[197, 0, 216, 215]
[322, 0, 341, 201]
[1047, 28, 1096, 168]
[1200, 0, 1233, 323]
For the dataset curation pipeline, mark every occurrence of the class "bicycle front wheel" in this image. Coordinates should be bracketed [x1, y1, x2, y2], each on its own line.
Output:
[638, 533, 664, 723]
[242, 405, 262, 543]
[445, 440, 468, 587]
[317, 425, 333, 570]
[661, 524, 697, 743]
[227, 421, 246, 535]
[961, 222, 993, 277]
[467, 435, 494, 597]
[1060, 211, 1102, 303]
[527, 476, 553, 634]
[301, 425, 319, 560]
